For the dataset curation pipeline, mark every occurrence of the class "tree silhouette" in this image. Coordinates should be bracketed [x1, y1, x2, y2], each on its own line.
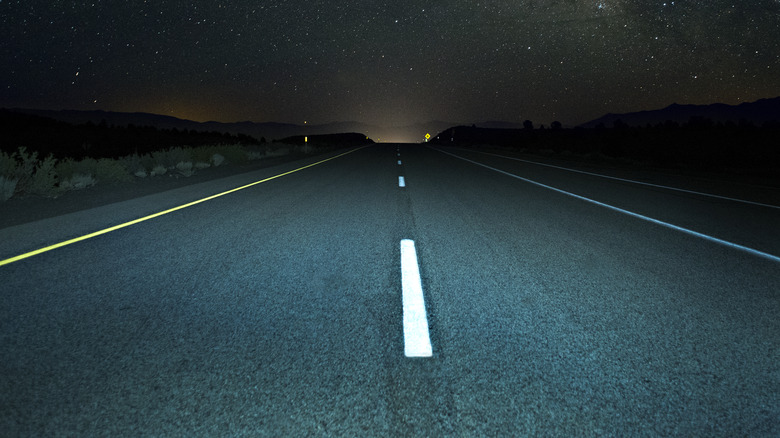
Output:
[523, 120, 534, 130]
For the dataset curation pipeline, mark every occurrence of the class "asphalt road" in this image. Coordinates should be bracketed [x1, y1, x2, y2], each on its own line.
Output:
[1, 144, 778, 436]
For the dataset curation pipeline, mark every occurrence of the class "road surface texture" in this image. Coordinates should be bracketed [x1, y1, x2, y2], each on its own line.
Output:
[2, 144, 778, 436]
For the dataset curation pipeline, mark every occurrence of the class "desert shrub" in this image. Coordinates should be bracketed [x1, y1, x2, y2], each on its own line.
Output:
[191, 145, 220, 164]
[139, 154, 156, 172]
[0, 176, 18, 201]
[56, 157, 96, 181]
[151, 147, 192, 168]
[55, 158, 78, 180]
[151, 150, 170, 168]
[118, 153, 145, 174]
[59, 173, 96, 190]
[3, 147, 57, 196]
[0, 151, 19, 200]
[189, 144, 247, 165]
[175, 161, 194, 177]
[10, 147, 38, 194]
[245, 145, 269, 161]
[150, 164, 167, 176]
[0, 150, 16, 177]
[55, 157, 129, 185]
[94, 158, 131, 182]
[266, 146, 291, 157]
[164, 147, 192, 167]
[214, 144, 248, 165]
[294, 144, 313, 154]
[194, 162, 210, 169]
[246, 150, 265, 161]
[211, 153, 225, 167]
[28, 154, 58, 196]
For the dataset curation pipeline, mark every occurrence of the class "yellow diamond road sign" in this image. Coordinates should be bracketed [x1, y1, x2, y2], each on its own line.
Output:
[425, 133, 430, 139]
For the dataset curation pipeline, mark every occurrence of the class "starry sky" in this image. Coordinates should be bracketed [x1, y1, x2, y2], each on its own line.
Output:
[2, 1, 779, 131]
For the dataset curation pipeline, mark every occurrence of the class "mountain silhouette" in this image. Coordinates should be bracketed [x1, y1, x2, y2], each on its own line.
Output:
[580, 97, 780, 128]
[2, 109, 462, 143]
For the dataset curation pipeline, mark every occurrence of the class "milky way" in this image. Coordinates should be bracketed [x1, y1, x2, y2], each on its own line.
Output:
[1, 1, 778, 128]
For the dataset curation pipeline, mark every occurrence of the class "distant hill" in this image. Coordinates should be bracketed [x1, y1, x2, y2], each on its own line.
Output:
[580, 97, 780, 128]
[2, 108, 467, 143]
[0, 110, 262, 159]
[3, 108, 336, 142]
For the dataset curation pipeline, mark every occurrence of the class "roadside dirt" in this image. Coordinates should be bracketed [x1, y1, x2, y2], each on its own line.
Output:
[0, 154, 300, 230]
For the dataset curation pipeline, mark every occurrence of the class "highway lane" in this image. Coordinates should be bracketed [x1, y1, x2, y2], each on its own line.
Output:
[2, 145, 405, 436]
[435, 146, 780, 258]
[402, 145, 779, 435]
[2, 143, 779, 436]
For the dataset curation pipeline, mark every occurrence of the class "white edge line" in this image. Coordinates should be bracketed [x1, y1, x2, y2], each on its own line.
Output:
[465, 149, 780, 210]
[399, 176, 406, 187]
[400, 239, 433, 357]
[436, 148, 780, 264]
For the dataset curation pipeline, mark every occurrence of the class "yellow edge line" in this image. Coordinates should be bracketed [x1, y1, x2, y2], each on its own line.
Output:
[1, 146, 367, 267]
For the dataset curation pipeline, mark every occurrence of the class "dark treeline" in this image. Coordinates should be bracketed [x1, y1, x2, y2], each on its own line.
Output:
[277, 132, 374, 148]
[430, 118, 780, 176]
[0, 110, 262, 160]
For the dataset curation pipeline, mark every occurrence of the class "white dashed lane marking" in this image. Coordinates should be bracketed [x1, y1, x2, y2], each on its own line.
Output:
[399, 176, 405, 187]
[400, 239, 433, 357]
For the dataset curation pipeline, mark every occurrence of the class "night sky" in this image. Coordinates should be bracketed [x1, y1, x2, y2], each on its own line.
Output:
[2, 1, 779, 130]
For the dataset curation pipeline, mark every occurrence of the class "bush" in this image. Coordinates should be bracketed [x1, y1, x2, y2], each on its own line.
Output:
[0, 150, 16, 177]
[245, 145, 268, 161]
[11, 147, 38, 194]
[175, 161, 194, 177]
[247, 150, 265, 161]
[0, 175, 18, 201]
[55, 158, 79, 180]
[1, 148, 59, 198]
[295, 144, 313, 154]
[94, 158, 131, 182]
[117, 153, 145, 174]
[266, 146, 291, 157]
[150, 164, 167, 176]
[140, 154, 156, 172]
[0, 150, 19, 201]
[191, 145, 219, 164]
[60, 173, 96, 190]
[151, 150, 170, 168]
[28, 154, 58, 196]
[56, 157, 95, 181]
[56, 157, 131, 185]
[220, 144, 248, 164]
[152, 147, 192, 168]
